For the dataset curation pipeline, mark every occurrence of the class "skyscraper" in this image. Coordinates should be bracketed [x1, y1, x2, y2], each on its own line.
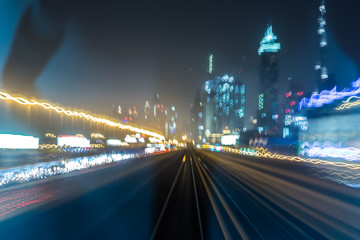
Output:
[143, 101, 151, 127]
[167, 105, 178, 139]
[190, 89, 204, 144]
[204, 75, 245, 136]
[283, 78, 307, 138]
[257, 24, 281, 135]
[152, 93, 166, 136]
[315, 0, 332, 91]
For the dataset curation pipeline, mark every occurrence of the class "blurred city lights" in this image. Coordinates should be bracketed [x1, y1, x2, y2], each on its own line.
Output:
[0, 134, 39, 149]
[124, 136, 137, 143]
[301, 146, 360, 161]
[0, 90, 165, 141]
[0, 153, 136, 187]
[221, 135, 239, 146]
[222, 147, 360, 170]
[91, 133, 105, 139]
[57, 135, 90, 148]
[45, 133, 56, 138]
[336, 96, 360, 110]
[299, 77, 360, 109]
[106, 139, 122, 146]
[258, 25, 281, 55]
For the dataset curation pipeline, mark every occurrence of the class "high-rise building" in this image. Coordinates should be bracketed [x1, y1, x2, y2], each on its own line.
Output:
[283, 78, 308, 138]
[257, 24, 281, 136]
[152, 93, 166, 135]
[314, 0, 330, 91]
[203, 74, 245, 138]
[142, 101, 152, 127]
[144, 101, 150, 119]
[167, 105, 178, 139]
[127, 106, 138, 123]
[190, 90, 204, 143]
[111, 104, 122, 120]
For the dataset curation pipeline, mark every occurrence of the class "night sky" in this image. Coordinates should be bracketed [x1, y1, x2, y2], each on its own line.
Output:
[0, 0, 359, 133]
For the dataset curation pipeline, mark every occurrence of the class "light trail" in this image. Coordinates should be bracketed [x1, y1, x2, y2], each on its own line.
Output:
[197, 152, 306, 238]
[299, 77, 360, 110]
[0, 90, 165, 140]
[301, 146, 360, 161]
[198, 150, 360, 238]
[193, 155, 231, 240]
[199, 160, 249, 239]
[149, 155, 185, 240]
[0, 153, 136, 187]
[189, 155, 204, 240]
[336, 96, 360, 110]
[222, 147, 360, 170]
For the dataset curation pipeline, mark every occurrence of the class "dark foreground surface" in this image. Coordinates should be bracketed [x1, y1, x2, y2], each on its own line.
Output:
[0, 148, 359, 239]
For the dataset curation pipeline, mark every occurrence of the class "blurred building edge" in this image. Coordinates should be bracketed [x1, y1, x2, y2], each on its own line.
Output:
[2, 5, 65, 96]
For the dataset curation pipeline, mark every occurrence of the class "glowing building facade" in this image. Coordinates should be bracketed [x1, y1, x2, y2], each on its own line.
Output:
[203, 75, 245, 138]
[257, 24, 281, 135]
[298, 76, 360, 162]
[167, 105, 178, 139]
[283, 78, 307, 138]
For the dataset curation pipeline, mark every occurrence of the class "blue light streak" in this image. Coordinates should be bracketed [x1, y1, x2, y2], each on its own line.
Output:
[301, 146, 360, 161]
[299, 77, 360, 110]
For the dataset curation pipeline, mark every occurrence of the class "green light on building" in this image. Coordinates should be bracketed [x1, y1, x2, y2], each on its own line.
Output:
[258, 93, 264, 110]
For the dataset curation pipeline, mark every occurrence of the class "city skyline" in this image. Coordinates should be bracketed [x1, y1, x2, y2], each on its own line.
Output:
[0, 1, 360, 239]
[0, 1, 358, 130]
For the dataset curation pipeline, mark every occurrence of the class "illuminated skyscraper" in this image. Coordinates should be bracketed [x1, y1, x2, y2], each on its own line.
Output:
[203, 75, 245, 137]
[315, 0, 330, 91]
[257, 24, 281, 135]
[167, 105, 178, 139]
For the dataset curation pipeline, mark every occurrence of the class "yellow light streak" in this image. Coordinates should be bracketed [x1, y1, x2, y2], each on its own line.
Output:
[91, 133, 105, 139]
[39, 144, 105, 149]
[45, 133, 56, 138]
[0, 90, 165, 140]
[39, 144, 59, 150]
[336, 98, 360, 110]
[90, 144, 105, 148]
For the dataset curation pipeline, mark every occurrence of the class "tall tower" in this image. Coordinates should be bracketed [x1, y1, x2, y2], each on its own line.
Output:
[208, 54, 213, 75]
[315, 0, 330, 91]
[257, 24, 281, 135]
